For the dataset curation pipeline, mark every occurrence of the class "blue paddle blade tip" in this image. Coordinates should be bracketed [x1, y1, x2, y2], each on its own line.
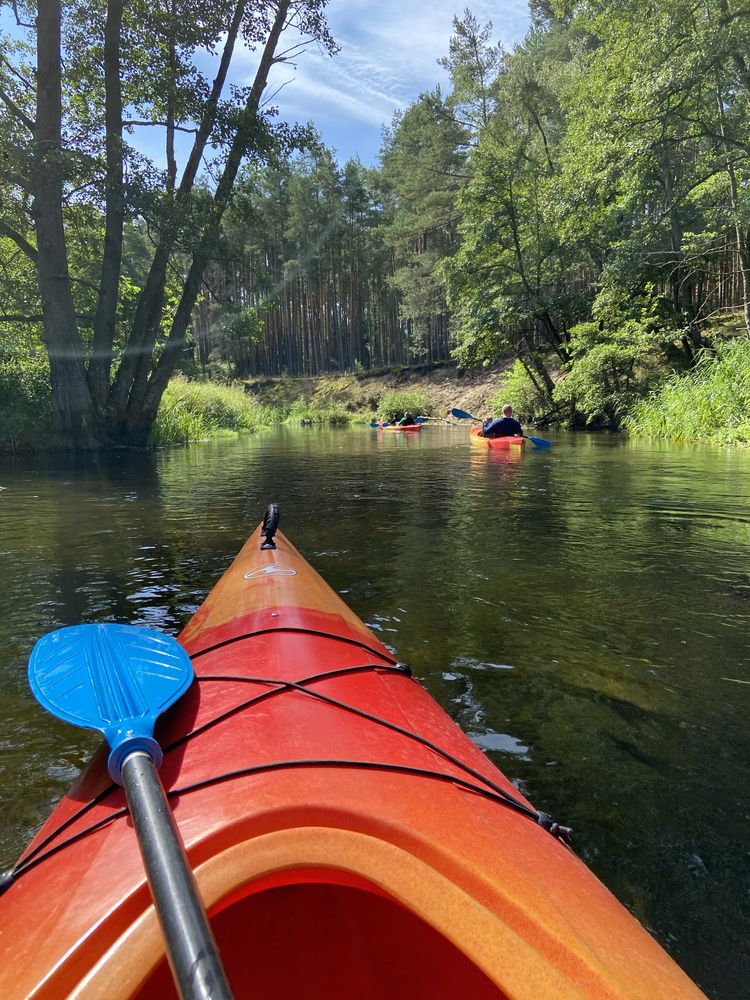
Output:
[28, 623, 194, 784]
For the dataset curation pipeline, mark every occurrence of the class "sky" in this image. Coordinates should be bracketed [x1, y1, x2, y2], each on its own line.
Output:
[1, 0, 531, 169]
[245, 0, 532, 165]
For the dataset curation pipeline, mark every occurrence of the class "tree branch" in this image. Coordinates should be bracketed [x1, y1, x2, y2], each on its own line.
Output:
[0, 312, 92, 323]
[0, 219, 37, 261]
[0, 82, 35, 132]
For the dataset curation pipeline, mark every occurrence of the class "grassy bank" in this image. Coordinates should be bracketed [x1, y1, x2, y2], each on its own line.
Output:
[150, 377, 278, 445]
[6, 346, 750, 452]
[625, 339, 750, 445]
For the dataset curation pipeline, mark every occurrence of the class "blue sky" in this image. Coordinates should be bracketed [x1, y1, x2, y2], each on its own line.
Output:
[2, 0, 531, 168]
[263, 0, 531, 164]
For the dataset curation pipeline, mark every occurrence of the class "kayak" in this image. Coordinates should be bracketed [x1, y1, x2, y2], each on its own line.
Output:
[379, 422, 421, 432]
[471, 426, 525, 449]
[0, 512, 704, 1000]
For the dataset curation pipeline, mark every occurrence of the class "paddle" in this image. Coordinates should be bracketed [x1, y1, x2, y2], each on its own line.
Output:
[370, 420, 390, 427]
[449, 408, 551, 448]
[28, 623, 233, 1000]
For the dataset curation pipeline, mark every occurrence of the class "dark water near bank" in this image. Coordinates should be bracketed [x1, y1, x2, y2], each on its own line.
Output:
[1, 425, 749, 998]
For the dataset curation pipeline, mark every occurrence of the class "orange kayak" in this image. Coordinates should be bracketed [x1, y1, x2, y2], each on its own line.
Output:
[379, 422, 421, 432]
[0, 516, 704, 999]
[471, 426, 525, 448]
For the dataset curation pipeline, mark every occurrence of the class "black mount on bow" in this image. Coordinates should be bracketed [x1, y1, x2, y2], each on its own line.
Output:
[261, 504, 280, 549]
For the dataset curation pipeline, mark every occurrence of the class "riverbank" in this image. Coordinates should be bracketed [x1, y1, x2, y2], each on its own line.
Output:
[243, 360, 511, 423]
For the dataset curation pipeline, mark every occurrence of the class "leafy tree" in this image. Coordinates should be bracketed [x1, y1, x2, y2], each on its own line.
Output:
[0, 0, 335, 447]
[561, 0, 750, 342]
[444, 25, 585, 400]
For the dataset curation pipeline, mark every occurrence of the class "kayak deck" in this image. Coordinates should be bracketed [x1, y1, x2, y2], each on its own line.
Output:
[0, 521, 705, 999]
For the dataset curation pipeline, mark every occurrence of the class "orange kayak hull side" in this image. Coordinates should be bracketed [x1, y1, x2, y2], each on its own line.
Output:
[0, 526, 704, 1000]
[471, 426, 525, 448]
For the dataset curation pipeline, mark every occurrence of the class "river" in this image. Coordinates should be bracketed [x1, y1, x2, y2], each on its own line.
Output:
[1, 424, 748, 998]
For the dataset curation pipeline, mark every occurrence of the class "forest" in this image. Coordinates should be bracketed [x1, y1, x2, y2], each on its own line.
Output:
[1, 0, 750, 449]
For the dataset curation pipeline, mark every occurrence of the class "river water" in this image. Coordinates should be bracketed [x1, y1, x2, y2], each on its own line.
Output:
[1, 425, 748, 998]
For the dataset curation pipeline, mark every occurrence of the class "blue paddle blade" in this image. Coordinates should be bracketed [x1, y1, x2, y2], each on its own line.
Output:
[450, 407, 480, 421]
[28, 623, 194, 784]
[528, 436, 552, 448]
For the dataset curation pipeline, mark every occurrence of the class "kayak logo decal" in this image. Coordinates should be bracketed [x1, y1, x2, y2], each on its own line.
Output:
[243, 565, 297, 579]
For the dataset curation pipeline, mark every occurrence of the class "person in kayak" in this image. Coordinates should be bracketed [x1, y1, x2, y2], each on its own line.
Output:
[481, 404, 523, 438]
[398, 412, 418, 426]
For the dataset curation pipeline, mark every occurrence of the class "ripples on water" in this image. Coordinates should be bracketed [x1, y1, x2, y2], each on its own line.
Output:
[1, 427, 749, 998]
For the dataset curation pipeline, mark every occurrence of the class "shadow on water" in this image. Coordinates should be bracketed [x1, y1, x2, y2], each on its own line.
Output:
[1, 427, 750, 998]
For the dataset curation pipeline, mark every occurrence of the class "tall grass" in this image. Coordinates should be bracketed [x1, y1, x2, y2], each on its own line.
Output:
[151, 377, 277, 445]
[625, 339, 750, 444]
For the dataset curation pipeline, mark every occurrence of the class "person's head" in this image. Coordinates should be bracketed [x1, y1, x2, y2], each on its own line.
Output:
[501, 404, 513, 417]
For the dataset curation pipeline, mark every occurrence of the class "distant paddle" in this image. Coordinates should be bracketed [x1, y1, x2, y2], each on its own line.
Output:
[28, 623, 233, 1000]
[450, 408, 551, 448]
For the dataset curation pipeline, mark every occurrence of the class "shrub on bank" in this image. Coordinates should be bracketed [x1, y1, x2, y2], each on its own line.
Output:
[489, 360, 549, 423]
[286, 398, 351, 425]
[377, 389, 432, 423]
[625, 339, 750, 444]
[151, 377, 276, 445]
[0, 354, 52, 452]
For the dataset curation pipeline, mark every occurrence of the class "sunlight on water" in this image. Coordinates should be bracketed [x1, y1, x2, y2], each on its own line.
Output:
[1, 426, 749, 998]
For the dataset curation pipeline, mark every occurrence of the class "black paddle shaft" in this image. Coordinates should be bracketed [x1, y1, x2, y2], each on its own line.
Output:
[121, 752, 234, 1000]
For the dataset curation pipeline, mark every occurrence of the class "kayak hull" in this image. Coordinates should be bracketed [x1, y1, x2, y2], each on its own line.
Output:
[379, 423, 421, 432]
[471, 426, 525, 448]
[0, 523, 704, 999]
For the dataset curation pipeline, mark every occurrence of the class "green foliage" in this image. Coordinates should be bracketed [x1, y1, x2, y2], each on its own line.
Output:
[286, 399, 351, 425]
[554, 340, 645, 429]
[625, 340, 750, 444]
[150, 377, 275, 446]
[379, 89, 467, 358]
[490, 361, 549, 422]
[444, 24, 584, 388]
[0, 1, 336, 447]
[377, 389, 433, 422]
[438, 9, 501, 133]
[0, 354, 53, 452]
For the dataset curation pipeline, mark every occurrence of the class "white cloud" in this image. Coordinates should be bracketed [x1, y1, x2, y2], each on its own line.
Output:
[237, 0, 531, 162]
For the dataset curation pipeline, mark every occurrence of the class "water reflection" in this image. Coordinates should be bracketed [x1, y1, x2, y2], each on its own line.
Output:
[1, 427, 749, 998]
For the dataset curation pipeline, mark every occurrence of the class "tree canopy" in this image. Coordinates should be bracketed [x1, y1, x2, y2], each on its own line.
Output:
[2, 1, 750, 447]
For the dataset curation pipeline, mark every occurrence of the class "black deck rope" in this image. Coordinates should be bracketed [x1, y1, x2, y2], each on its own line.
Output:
[187, 626, 399, 671]
[8, 663, 405, 875]
[2, 662, 571, 893]
[5, 758, 556, 889]
[195, 670, 533, 816]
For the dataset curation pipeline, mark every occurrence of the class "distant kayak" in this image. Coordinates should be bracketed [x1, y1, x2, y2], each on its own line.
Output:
[0, 511, 705, 999]
[471, 426, 525, 448]
[378, 422, 422, 432]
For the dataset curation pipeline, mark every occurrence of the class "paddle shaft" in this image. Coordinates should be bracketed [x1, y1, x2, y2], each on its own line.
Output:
[121, 752, 233, 1000]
